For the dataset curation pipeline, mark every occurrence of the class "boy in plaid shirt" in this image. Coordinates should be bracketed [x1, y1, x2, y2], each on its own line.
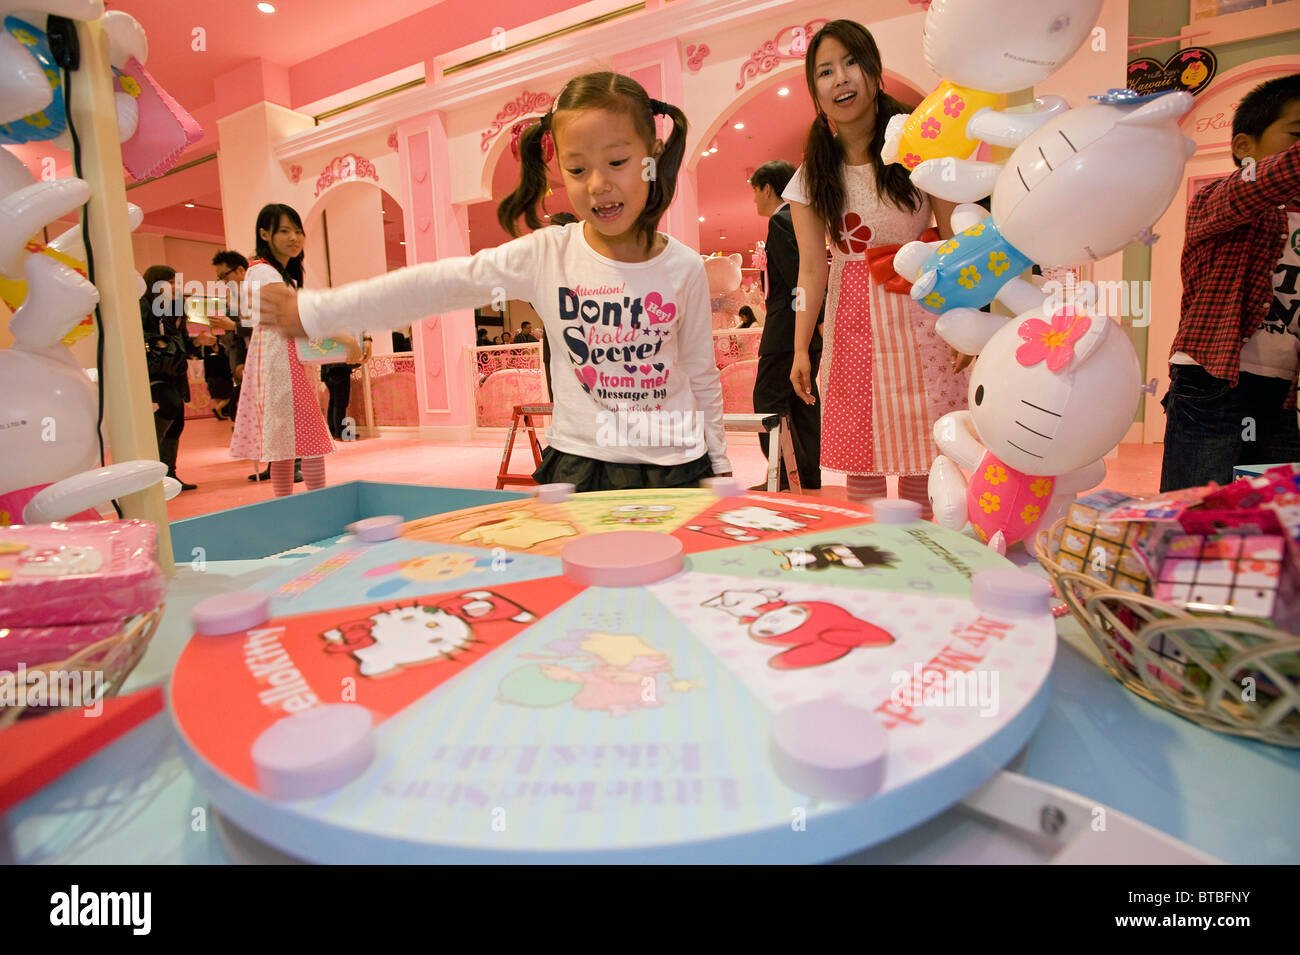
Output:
[1162, 74, 1300, 491]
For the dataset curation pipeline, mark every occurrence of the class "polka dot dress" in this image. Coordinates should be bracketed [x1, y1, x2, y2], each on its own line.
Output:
[229, 263, 335, 463]
[815, 163, 969, 477]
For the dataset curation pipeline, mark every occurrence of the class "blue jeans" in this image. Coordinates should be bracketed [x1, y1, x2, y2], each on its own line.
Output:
[1160, 364, 1300, 491]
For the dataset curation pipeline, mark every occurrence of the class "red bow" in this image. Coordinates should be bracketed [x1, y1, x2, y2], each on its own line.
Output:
[509, 120, 554, 163]
[866, 227, 939, 294]
[325, 620, 376, 652]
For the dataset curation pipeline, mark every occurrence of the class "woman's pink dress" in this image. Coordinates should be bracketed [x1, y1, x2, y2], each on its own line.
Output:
[229, 261, 334, 463]
[786, 163, 968, 476]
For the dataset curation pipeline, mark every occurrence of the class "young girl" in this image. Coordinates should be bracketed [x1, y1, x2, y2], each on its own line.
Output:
[229, 203, 360, 496]
[256, 72, 731, 491]
[786, 20, 968, 515]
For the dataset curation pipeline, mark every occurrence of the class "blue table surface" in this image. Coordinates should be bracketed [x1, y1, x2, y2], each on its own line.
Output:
[7, 520, 1300, 864]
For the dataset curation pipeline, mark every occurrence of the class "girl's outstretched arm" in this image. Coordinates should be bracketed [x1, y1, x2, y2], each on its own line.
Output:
[260, 233, 542, 340]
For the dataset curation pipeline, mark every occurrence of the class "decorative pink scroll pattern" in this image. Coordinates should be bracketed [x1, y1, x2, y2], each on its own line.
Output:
[684, 43, 710, 72]
[712, 329, 762, 369]
[387, 131, 399, 151]
[473, 344, 546, 427]
[481, 91, 554, 152]
[289, 164, 302, 184]
[735, 20, 828, 91]
[314, 153, 380, 196]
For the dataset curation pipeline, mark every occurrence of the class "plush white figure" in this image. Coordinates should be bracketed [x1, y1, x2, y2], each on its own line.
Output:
[882, 0, 1101, 172]
[898, 91, 1197, 354]
[704, 253, 745, 331]
[928, 302, 1142, 548]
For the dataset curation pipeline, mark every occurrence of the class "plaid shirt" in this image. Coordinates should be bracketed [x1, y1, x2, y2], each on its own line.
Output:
[1172, 141, 1300, 403]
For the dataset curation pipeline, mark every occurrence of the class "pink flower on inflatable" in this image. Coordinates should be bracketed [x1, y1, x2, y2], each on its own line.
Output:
[943, 93, 965, 118]
[920, 117, 941, 140]
[903, 152, 923, 168]
[1016, 307, 1091, 372]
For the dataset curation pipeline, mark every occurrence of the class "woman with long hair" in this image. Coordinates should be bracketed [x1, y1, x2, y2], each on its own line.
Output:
[786, 20, 968, 514]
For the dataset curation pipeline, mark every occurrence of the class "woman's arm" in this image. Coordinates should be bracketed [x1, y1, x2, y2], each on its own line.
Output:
[789, 199, 830, 404]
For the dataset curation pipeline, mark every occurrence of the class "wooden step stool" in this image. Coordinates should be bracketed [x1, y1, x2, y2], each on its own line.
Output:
[495, 403, 553, 489]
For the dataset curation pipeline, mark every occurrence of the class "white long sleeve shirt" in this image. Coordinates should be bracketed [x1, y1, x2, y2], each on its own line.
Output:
[298, 222, 730, 472]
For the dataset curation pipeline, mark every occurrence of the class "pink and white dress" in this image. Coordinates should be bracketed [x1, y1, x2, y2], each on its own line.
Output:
[784, 164, 967, 476]
[229, 260, 334, 463]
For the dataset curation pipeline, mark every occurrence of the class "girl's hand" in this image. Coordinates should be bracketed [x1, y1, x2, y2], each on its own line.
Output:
[258, 284, 307, 337]
[790, 351, 816, 405]
[951, 349, 974, 374]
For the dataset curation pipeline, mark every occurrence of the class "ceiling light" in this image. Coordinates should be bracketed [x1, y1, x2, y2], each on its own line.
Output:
[257, 2, 275, 13]
[733, 123, 744, 130]
[698, 216, 705, 222]
[709, 146, 717, 153]
[777, 88, 789, 96]
[183, 202, 195, 208]
[399, 241, 406, 245]
[701, 150, 709, 157]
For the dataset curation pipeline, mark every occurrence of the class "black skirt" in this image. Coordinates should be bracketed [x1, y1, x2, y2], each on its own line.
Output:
[532, 447, 715, 493]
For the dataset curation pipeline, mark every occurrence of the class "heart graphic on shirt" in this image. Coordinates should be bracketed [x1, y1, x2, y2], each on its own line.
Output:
[624, 364, 637, 374]
[644, 292, 676, 325]
[653, 363, 664, 372]
[581, 302, 601, 321]
[639, 364, 651, 374]
[576, 366, 598, 391]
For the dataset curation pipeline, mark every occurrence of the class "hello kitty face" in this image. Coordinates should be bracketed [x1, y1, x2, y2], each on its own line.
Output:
[750, 605, 810, 638]
[966, 307, 1141, 475]
[718, 506, 809, 533]
[992, 94, 1196, 265]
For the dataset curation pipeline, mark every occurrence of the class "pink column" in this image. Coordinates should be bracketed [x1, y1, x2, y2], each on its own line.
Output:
[615, 40, 700, 252]
[394, 110, 475, 439]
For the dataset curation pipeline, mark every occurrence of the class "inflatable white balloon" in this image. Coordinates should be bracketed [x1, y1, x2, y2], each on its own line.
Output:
[900, 91, 1197, 354]
[24, 460, 170, 523]
[883, 0, 1102, 170]
[929, 304, 1142, 549]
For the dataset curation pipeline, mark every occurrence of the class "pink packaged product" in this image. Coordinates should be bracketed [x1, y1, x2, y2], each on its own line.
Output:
[0, 521, 166, 628]
[1104, 484, 1221, 523]
[0, 621, 121, 671]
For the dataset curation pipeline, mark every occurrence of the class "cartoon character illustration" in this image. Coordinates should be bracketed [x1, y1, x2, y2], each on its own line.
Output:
[361, 551, 508, 598]
[685, 505, 822, 542]
[497, 630, 695, 717]
[322, 590, 534, 677]
[599, 504, 676, 525]
[771, 543, 897, 572]
[702, 588, 895, 669]
[455, 509, 579, 550]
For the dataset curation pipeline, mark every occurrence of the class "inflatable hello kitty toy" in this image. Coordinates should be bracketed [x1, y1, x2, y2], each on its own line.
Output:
[1, 5, 202, 178]
[895, 90, 1197, 354]
[927, 302, 1142, 551]
[882, 0, 1102, 172]
[704, 253, 744, 331]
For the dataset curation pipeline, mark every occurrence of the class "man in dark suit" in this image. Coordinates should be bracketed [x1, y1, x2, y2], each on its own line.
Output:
[749, 161, 822, 491]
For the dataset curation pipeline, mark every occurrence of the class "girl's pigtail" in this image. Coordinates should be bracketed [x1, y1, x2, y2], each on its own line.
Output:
[497, 113, 554, 237]
[636, 100, 688, 253]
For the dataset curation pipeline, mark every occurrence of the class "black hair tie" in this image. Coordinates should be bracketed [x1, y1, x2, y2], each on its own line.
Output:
[649, 98, 669, 116]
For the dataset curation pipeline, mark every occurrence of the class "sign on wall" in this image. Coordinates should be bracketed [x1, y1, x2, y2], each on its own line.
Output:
[1127, 48, 1218, 97]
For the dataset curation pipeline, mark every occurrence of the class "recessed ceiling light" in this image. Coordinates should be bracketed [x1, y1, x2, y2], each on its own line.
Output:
[257, 2, 275, 13]
[777, 88, 789, 96]
[733, 122, 744, 130]
[701, 150, 709, 157]
[709, 146, 717, 153]
[183, 202, 195, 208]
[698, 216, 705, 222]
[399, 240, 406, 245]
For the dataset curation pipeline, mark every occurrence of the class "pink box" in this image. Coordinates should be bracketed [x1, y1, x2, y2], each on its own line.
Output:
[0, 521, 166, 627]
